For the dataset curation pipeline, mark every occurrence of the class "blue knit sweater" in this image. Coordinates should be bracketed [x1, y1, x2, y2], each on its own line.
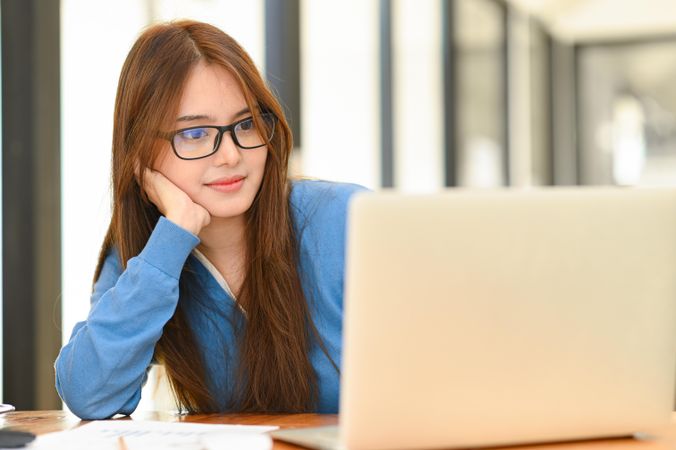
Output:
[55, 180, 367, 419]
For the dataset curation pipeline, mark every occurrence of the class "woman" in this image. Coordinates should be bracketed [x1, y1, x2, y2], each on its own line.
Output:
[55, 20, 366, 419]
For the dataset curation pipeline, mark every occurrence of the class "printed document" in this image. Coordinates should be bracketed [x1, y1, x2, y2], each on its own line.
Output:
[24, 419, 277, 450]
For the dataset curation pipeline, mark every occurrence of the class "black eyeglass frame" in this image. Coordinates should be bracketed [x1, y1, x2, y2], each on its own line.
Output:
[165, 112, 277, 161]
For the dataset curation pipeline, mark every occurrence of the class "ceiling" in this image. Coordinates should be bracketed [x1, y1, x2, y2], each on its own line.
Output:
[506, 0, 676, 42]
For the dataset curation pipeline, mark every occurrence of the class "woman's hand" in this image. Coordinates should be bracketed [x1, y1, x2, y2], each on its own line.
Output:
[141, 168, 211, 235]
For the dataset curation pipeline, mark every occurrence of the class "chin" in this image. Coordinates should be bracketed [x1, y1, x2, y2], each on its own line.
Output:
[206, 201, 254, 219]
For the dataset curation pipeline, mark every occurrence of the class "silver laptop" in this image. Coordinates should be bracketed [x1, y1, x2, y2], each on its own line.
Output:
[272, 188, 676, 450]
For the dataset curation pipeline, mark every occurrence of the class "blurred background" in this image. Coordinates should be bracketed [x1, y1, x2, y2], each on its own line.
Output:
[3, 0, 676, 410]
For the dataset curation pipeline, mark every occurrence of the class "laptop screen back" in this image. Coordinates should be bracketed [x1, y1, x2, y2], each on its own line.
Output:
[341, 188, 676, 449]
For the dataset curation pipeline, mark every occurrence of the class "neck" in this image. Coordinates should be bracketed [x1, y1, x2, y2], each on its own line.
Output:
[197, 214, 247, 259]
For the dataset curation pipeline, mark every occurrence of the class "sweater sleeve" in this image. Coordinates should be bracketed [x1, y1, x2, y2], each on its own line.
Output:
[54, 217, 199, 419]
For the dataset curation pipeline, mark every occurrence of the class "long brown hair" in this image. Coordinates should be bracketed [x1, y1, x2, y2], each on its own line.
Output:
[94, 20, 320, 412]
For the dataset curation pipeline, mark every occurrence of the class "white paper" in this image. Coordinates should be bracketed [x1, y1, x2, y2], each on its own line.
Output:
[200, 433, 273, 450]
[26, 419, 277, 450]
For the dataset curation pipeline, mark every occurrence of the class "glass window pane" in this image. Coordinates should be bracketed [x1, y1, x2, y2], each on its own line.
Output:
[456, 0, 506, 187]
[299, 0, 380, 189]
[578, 40, 676, 186]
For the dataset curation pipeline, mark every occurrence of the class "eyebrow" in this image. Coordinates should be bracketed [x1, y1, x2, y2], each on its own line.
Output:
[176, 107, 251, 123]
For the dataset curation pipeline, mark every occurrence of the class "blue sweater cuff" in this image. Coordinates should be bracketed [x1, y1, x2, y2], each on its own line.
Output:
[138, 216, 200, 279]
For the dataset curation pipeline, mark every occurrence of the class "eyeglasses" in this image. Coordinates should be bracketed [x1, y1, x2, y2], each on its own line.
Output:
[166, 112, 277, 160]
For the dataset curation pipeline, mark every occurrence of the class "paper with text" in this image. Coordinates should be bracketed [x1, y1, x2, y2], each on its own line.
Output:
[25, 419, 276, 450]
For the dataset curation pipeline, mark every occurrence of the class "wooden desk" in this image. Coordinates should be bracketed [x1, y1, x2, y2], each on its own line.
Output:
[2, 410, 676, 449]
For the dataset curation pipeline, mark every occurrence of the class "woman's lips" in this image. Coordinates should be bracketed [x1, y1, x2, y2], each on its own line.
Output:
[206, 176, 245, 193]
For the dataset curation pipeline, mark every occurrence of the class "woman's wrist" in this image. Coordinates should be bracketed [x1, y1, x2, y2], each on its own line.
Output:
[166, 212, 202, 236]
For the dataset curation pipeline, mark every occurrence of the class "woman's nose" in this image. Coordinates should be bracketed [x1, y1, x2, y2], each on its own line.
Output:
[213, 132, 242, 166]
